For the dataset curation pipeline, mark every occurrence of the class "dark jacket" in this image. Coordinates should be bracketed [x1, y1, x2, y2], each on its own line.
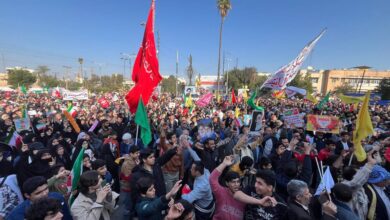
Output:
[335, 141, 353, 155]
[276, 151, 313, 201]
[135, 196, 169, 220]
[333, 199, 359, 220]
[7, 192, 72, 220]
[131, 147, 177, 198]
[287, 199, 336, 220]
[364, 183, 390, 220]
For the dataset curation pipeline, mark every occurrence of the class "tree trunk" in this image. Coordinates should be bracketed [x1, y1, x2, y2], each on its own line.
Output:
[217, 17, 224, 99]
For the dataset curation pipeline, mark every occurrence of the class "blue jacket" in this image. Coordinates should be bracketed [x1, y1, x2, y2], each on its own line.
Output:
[333, 199, 359, 220]
[7, 192, 72, 220]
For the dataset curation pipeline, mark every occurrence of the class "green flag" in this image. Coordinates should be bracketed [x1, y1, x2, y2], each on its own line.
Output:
[317, 92, 330, 110]
[68, 147, 85, 206]
[20, 85, 27, 94]
[247, 91, 264, 111]
[135, 98, 152, 146]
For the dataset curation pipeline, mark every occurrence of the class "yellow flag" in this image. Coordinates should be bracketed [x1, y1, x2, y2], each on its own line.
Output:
[242, 90, 248, 102]
[272, 90, 285, 99]
[185, 94, 193, 107]
[235, 106, 240, 118]
[353, 92, 373, 162]
[337, 94, 365, 104]
[306, 93, 318, 104]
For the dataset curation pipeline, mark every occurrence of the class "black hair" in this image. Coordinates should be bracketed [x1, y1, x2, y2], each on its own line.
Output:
[140, 148, 154, 161]
[167, 132, 176, 141]
[239, 156, 253, 171]
[224, 171, 240, 182]
[283, 161, 298, 178]
[25, 197, 62, 220]
[325, 139, 335, 146]
[136, 176, 154, 195]
[92, 159, 106, 170]
[256, 169, 276, 186]
[23, 176, 47, 195]
[192, 161, 205, 175]
[259, 157, 272, 169]
[332, 183, 353, 202]
[78, 170, 100, 194]
[342, 166, 357, 181]
[174, 199, 194, 220]
[129, 145, 140, 154]
[83, 153, 90, 159]
[50, 163, 65, 177]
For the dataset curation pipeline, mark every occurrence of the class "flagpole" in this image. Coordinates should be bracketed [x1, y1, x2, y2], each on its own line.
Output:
[135, 124, 139, 144]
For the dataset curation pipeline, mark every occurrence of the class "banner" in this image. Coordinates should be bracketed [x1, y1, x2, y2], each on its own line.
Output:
[306, 114, 340, 134]
[14, 118, 31, 132]
[284, 113, 305, 128]
[261, 29, 326, 90]
[63, 90, 88, 100]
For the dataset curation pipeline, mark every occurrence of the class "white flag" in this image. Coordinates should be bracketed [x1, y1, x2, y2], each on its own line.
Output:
[261, 29, 326, 90]
[315, 166, 335, 195]
[285, 86, 307, 98]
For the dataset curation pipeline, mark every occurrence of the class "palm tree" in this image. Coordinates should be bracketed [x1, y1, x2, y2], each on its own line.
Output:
[216, 0, 231, 99]
[35, 65, 50, 84]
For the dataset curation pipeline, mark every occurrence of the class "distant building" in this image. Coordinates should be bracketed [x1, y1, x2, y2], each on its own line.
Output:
[197, 75, 225, 93]
[306, 68, 389, 95]
[0, 72, 8, 87]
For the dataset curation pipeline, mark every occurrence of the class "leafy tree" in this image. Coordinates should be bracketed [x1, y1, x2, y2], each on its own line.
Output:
[333, 84, 354, 94]
[186, 54, 195, 85]
[35, 65, 50, 83]
[289, 72, 313, 93]
[376, 78, 390, 100]
[161, 75, 179, 94]
[216, 0, 231, 97]
[224, 67, 262, 90]
[7, 69, 36, 88]
[39, 74, 61, 88]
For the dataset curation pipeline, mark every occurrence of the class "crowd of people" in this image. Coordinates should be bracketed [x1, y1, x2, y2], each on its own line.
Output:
[0, 90, 390, 220]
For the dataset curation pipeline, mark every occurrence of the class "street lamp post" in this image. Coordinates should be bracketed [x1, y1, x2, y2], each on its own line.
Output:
[353, 65, 371, 94]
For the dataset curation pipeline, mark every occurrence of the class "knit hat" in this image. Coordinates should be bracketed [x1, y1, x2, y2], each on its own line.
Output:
[368, 165, 390, 184]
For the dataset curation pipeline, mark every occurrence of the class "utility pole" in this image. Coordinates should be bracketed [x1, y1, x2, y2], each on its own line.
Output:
[62, 66, 71, 90]
[176, 51, 179, 96]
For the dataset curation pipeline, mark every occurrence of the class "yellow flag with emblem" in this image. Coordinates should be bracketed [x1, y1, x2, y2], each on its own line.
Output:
[337, 93, 365, 104]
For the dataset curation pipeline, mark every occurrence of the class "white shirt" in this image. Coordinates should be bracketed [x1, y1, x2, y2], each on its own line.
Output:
[341, 141, 349, 150]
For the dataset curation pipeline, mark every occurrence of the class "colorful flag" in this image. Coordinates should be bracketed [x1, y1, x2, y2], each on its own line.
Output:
[315, 166, 335, 195]
[196, 93, 213, 107]
[305, 93, 318, 104]
[135, 97, 152, 146]
[126, 0, 162, 113]
[67, 102, 77, 117]
[272, 90, 286, 99]
[247, 91, 264, 111]
[185, 94, 193, 108]
[285, 86, 307, 98]
[353, 92, 374, 162]
[52, 87, 61, 98]
[261, 29, 326, 90]
[235, 106, 240, 118]
[337, 94, 365, 104]
[67, 147, 85, 206]
[231, 88, 237, 104]
[5, 129, 22, 148]
[317, 92, 330, 110]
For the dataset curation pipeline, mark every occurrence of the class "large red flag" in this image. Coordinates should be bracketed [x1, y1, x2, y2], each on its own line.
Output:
[126, 0, 162, 113]
[231, 88, 237, 104]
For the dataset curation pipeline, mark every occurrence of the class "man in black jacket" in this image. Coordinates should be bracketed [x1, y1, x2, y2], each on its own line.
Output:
[286, 179, 337, 220]
[335, 131, 353, 155]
